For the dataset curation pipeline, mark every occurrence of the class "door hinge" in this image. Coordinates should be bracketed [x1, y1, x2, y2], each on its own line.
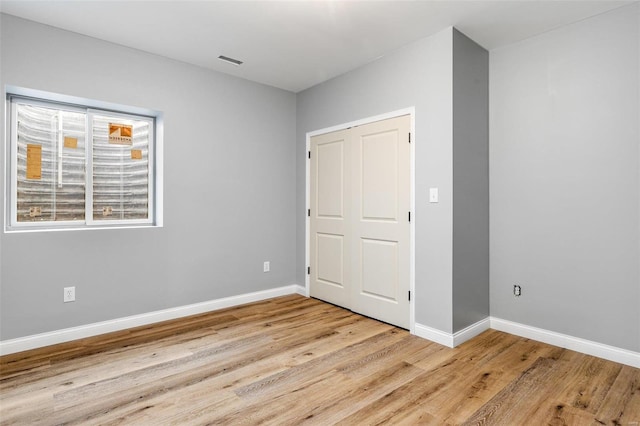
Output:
[308, 151, 311, 159]
[307, 209, 310, 217]
[408, 211, 411, 222]
[307, 266, 311, 275]
[409, 132, 411, 143]
[408, 291, 411, 301]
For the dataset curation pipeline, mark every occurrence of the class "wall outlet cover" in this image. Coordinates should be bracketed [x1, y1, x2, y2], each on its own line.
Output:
[64, 286, 76, 303]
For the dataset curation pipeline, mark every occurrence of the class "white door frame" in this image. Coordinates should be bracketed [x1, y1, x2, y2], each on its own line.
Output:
[305, 107, 416, 334]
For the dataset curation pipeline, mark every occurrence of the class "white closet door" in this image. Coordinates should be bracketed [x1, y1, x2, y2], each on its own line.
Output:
[309, 129, 351, 308]
[350, 115, 410, 328]
[310, 115, 410, 329]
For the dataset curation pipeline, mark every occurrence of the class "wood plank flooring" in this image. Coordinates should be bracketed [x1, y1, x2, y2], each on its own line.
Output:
[1, 294, 638, 425]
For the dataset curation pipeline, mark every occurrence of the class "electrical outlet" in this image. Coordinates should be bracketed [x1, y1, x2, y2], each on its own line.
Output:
[263, 261, 270, 273]
[513, 285, 522, 297]
[64, 286, 75, 303]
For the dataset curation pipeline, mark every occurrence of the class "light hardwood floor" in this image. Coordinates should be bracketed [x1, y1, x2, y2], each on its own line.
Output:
[1, 295, 638, 425]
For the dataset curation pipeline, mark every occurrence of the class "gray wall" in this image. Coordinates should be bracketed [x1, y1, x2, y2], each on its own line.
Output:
[296, 29, 453, 332]
[5, 5, 635, 354]
[297, 27, 490, 334]
[0, 15, 297, 340]
[297, 28, 458, 332]
[452, 29, 490, 332]
[490, 4, 640, 352]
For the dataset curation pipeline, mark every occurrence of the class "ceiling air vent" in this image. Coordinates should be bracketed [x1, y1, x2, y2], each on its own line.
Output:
[218, 55, 243, 66]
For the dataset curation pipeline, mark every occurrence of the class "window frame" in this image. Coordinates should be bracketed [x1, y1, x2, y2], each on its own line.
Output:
[5, 88, 161, 232]
[86, 108, 155, 227]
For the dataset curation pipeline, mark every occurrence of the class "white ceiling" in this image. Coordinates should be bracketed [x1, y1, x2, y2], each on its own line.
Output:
[0, 0, 634, 93]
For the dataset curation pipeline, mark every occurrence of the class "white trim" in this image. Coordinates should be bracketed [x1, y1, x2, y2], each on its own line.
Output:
[85, 110, 92, 224]
[304, 107, 416, 330]
[154, 113, 164, 227]
[415, 317, 639, 368]
[490, 317, 640, 369]
[453, 317, 491, 347]
[414, 322, 455, 347]
[0, 284, 305, 356]
[305, 108, 416, 138]
[414, 317, 490, 348]
[304, 134, 310, 297]
[3, 293, 638, 370]
[5, 85, 159, 118]
[408, 111, 416, 334]
[4, 87, 163, 232]
[9, 100, 18, 229]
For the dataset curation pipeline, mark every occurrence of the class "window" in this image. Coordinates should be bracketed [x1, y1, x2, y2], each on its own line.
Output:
[6, 91, 160, 230]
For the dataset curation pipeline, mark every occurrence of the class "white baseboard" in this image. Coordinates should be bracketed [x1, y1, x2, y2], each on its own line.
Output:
[414, 317, 491, 348]
[414, 323, 455, 347]
[453, 318, 491, 347]
[4, 290, 638, 370]
[0, 284, 306, 356]
[490, 317, 640, 369]
[414, 316, 639, 369]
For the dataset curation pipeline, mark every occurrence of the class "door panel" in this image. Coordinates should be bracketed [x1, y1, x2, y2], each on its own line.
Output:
[310, 115, 410, 329]
[361, 131, 398, 221]
[310, 130, 350, 307]
[316, 233, 344, 288]
[351, 115, 410, 328]
[317, 141, 344, 218]
[360, 238, 398, 301]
